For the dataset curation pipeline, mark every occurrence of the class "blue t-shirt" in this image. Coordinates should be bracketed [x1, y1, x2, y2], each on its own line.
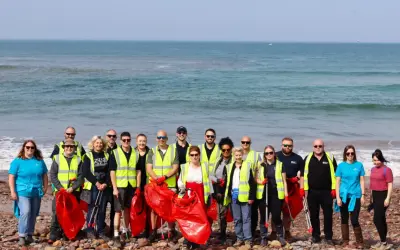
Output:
[335, 161, 365, 199]
[8, 157, 48, 198]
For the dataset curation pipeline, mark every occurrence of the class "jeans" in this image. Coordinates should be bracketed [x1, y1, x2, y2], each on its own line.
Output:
[231, 200, 252, 241]
[86, 186, 108, 235]
[17, 196, 41, 237]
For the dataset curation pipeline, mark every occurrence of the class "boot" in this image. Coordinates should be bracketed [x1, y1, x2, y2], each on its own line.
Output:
[341, 224, 349, 246]
[276, 225, 287, 247]
[353, 226, 364, 248]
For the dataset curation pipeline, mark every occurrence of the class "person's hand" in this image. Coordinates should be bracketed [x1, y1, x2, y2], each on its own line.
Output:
[384, 198, 390, 207]
[219, 179, 225, 187]
[10, 192, 17, 200]
[285, 196, 289, 203]
[113, 188, 119, 198]
[156, 176, 166, 185]
[66, 187, 73, 193]
[100, 184, 107, 191]
[305, 190, 308, 198]
[299, 188, 305, 197]
[360, 196, 365, 206]
[331, 190, 336, 199]
[248, 200, 254, 205]
[262, 179, 268, 185]
[96, 182, 102, 190]
[337, 197, 342, 207]
[135, 188, 141, 196]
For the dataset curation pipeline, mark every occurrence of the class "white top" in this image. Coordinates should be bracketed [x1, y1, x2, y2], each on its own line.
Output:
[232, 167, 240, 189]
[187, 164, 203, 183]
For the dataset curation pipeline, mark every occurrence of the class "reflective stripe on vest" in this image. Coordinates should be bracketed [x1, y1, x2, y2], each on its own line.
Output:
[224, 162, 251, 205]
[152, 145, 176, 187]
[243, 150, 259, 175]
[83, 151, 109, 190]
[199, 144, 220, 175]
[304, 152, 335, 191]
[55, 154, 80, 189]
[256, 160, 284, 200]
[57, 141, 83, 158]
[113, 146, 137, 188]
[179, 163, 210, 203]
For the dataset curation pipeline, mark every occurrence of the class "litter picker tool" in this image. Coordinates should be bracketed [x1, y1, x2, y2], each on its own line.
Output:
[302, 198, 313, 233]
[87, 190, 103, 232]
[286, 200, 295, 227]
[264, 181, 269, 228]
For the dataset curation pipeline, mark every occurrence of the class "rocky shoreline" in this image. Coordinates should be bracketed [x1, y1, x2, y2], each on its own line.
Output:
[0, 181, 399, 250]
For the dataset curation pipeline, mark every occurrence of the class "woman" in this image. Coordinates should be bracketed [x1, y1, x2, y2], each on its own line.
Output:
[135, 134, 151, 237]
[370, 149, 393, 249]
[224, 148, 256, 248]
[8, 140, 48, 246]
[178, 145, 212, 249]
[255, 145, 288, 246]
[335, 145, 365, 248]
[82, 136, 109, 240]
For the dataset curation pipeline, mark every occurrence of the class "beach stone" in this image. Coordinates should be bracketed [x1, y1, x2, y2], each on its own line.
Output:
[269, 240, 281, 248]
[107, 241, 114, 247]
[239, 245, 251, 250]
[226, 247, 236, 250]
[53, 240, 63, 247]
[37, 225, 50, 235]
[71, 241, 80, 248]
[138, 238, 148, 247]
[156, 241, 168, 247]
[98, 243, 110, 249]
[91, 239, 100, 247]
[83, 242, 91, 248]
[3, 228, 16, 236]
[45, 247, 57, 250]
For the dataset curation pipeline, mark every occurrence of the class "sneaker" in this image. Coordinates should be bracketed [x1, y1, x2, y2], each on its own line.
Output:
[87, 231, 97, 239]
[148, 231, 157, 243]
[267, 231, 277, 241]
[311, 236, 321, 243]
[25, 235, 34, 244]
[18, 237, 26, 246]
[260, 239, 267, 246]
[244, 240, 252, 248]
[233, 240, 244, 247]
[98, 233, 111, 241]
[324, 239, 334, 245]
[113, 236, 122, 248]
[381, 242, 393, 250]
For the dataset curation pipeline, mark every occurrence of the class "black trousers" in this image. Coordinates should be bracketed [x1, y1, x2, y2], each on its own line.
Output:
[307, 189, 333, 240]
[251, 199, 260, 235]
[340, 198, 361, 227]
[372, 190, 388, 242]
[257, 195, 284, 239]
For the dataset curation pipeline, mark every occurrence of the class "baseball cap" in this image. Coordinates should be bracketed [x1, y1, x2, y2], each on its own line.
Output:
[176, 126, 187, 133]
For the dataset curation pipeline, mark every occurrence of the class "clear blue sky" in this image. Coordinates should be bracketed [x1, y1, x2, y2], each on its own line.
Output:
[1, 0, 400, 42]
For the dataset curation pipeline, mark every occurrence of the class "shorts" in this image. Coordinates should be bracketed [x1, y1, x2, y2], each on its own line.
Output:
[114, 185, 135, 212]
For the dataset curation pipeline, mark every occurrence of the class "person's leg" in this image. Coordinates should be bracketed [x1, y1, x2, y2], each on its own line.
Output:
[109, 189, 115, 237]
[339, 198, 350, 245]
[27, 196, 41, 238]
[350, 198, 363, 246]
[97, 191, 108, 237]
[321, 190, 333, 241]
[217, 201, 227, 241]
[123, 187, 134, 234]
[373, 191, 387, 243]
[112, 188, 123, 247]
[258, 201, 267, 242]
[270, 195, 284, 245]
[251, 199, 259, 237]
[242, 203, 252, 243]
[17, 196, 30, 245]
[307, 190, 321, 241]
[231, 202, 244, 243]
[49, 197, 61, 241]
[87, 187, 99, 237]
[148, 209, 158, 242]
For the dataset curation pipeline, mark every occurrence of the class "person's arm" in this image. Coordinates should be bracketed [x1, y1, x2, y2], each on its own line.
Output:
[108, 153, 118, 197]
[82, 157, 98, 185]
[302, 155, 308, 197]
[177, 167, 185, 192]
[360, 176, 365, 205]
[50, 160, 63, 191]
[8, 174, 17, 200]
[282, 172, 289, 197]
[336, 177, 342, 206]
[385, 182, 393, 207]
[72, 161, 84, 190]
[248, 169, 256, 203]
[332, 156, 338, 171]
[49, 144, 59, 159]
[42, 173, 49, 194]
[145, 150, 158, 181]
[136, 170, 141, 189]
[166, 149, 179, 178]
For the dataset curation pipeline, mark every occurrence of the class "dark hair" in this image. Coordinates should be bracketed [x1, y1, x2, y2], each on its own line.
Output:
[263, 145, 277, 161]
[205, 128, 216, 135]
[218, 137, 234, 150]
[281, 137, 293, 143]
[343, 145, 357, 162]
[120, 132, 131, 138]
[17, 140, 43, 160]
[136, 133, 147, 139]
[372, 149, 389, 163]
[189, 145, 201, 155]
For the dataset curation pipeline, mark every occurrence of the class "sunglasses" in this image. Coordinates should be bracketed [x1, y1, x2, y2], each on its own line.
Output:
[63, 145, 75, 148]
[222, 148, 231, 152]
[314, 145, 323, 148]
[190, 153, 199, 157]
[264, 151, 274, 156]
[206, 135, 215, 139]
[177, 132, 187, 135]
[65, 133, 76, 136]
[241, 141, 251, 145]
[122, 139, 131, 143]
[157, 136, 167, 140]
[25, 146, 35, 150]
[107, 134, 117, 138]
[346, 152, 355, 156]
[283, 144, 293, 148]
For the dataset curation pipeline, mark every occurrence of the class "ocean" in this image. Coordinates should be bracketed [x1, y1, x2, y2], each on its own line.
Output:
[1, 40, 400, 175]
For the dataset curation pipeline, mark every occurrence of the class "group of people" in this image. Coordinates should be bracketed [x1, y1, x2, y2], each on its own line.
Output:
[8, 126, 394, 249]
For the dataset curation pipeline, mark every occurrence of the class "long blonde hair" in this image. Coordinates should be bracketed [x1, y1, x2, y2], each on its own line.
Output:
[87, 135, 108, 152]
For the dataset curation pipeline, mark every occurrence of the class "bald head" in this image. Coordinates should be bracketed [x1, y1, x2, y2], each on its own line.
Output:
[241, 136, 251, 151]
[313, 139, 325, 156]
[156, 130, 168, 147]
[157, 130, 167, 137]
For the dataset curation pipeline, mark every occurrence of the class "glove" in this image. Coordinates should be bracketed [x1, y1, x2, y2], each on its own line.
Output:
[299, 188, 305, 197]
[331, 189, 336, 199]
[156, 176, 166, 185]
[285, 196, 289, 203]
[135, 188, 141, 196]
[288, 177, 299, 183]
[262, 179, 268, 185]
[219, 179, 225, 187]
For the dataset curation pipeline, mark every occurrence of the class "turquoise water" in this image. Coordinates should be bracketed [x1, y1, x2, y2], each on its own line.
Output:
[1, 41, 399, 174]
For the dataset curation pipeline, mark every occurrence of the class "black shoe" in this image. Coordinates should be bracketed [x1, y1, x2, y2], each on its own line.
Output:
[25, 235, 34, 244]
[87, 231, 97, 239]
[98, 233, 111, 241]
[148, 231, 157, 243]
[312, 236, 321, 243]
[324, 239, 334, 245]
[113, 236, 122, 248]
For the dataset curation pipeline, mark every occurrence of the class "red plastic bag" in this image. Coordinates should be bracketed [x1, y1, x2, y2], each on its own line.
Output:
[130, 193, 147, 237]
[207, 198, 233, 222]
[56, 189, 85, 240]
[282, 181, 303, 219]
[172, 192, 211, 245]
[144, 182, 175, 222]
[79, 200, 88, 213]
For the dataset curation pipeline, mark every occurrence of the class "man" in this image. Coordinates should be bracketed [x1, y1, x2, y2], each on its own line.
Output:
[273, 137, 305, 241]
[173, 126, 191, 165]
[50, 126, 86, 159]
[240, 136, 261, 238]
[302, 139, 337, 245]
[199, 128, 220, 174]
[104, 129, 117, 237]
[106, 129, 118, 154]
[146, 130, 179, 242]
[210, 137, 234, 244]
[109, 132, 141, 247]
[49, 138, 84, 243]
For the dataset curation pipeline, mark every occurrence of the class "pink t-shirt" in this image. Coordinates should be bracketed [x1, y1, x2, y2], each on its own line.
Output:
[370, 165, 393, 191]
